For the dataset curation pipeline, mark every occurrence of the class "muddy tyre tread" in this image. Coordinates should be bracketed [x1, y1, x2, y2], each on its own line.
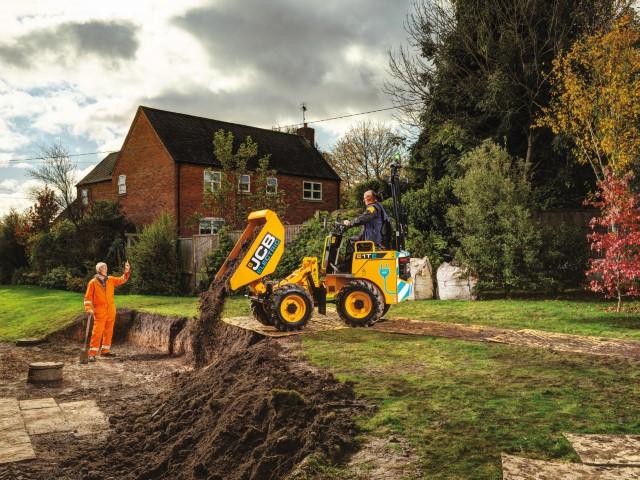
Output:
[336, 279, 385, 327]
[251, 300, 273, 326]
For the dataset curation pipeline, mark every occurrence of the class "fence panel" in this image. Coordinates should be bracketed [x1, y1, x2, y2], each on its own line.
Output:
[177, 238, 193, 274]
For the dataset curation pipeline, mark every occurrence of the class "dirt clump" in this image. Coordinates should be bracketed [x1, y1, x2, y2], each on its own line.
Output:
[191, 227, 261, 368]
[57, 338, 359, 480]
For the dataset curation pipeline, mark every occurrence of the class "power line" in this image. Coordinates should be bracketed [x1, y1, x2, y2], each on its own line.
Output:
[276, 102, 422, 130]
[3, 102, 422, 164]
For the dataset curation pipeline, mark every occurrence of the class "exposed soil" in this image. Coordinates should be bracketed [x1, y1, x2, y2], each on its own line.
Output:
[191, 226, 261, 368]
[373, 318, 640, 360]
[1, 323, 362, 480]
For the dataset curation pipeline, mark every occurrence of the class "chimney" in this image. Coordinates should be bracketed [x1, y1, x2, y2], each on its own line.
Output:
[296, 123, 315, 147]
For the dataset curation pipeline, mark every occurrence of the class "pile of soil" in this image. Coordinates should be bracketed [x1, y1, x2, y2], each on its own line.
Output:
[57, 334, 359, 480]
[191, 227, 262, 368]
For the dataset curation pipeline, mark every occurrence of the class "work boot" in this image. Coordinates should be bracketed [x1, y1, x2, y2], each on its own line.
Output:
[88, 356, 97, 363]
[101, 351, 117, 358]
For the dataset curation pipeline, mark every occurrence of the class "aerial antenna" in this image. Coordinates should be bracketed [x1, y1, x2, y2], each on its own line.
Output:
[300, 102, 307, 124]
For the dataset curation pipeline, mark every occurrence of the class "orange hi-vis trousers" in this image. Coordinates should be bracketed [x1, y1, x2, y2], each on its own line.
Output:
[83, 271, 130, 356]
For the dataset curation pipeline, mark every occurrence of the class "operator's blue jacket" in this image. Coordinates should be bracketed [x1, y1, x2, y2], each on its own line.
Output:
[352, 202, 386, 246]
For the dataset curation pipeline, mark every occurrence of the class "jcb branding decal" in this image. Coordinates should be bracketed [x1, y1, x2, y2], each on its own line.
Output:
[247, 233, 281, 274]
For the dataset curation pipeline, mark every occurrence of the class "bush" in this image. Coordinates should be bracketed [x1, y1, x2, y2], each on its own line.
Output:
[39, 266, 75, 290]
[274, 214, 328, 279]
[0, 210, 28, 283]
[196, 227, 234, 292]
[128, 213, 180, 295]
[448, 141, 542, 293]
[348, 178, 390, 208]
[402, 175, 456, 266]
[537, 225, 588, 292]
[66, 276, 86, 292]
[11, 267, 40, 286]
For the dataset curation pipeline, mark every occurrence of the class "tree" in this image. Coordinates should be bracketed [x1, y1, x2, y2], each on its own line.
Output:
[0, 210, 28, 283]
[25, 186, 59, 234]
[448, 141, 542, 293]
[387, 0, 626, 191]
[586, 170, 640, 311]
[540, 14, 640, 181]
[329, 121, 404, 190]
[197, 129, 287, 229]
[128, 213, 180, 295]
[28, 142, 81, 223]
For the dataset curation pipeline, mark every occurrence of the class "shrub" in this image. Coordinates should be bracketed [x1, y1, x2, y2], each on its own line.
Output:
[196, 227, 234, 292]
[128, 213, 180, 295]
[348, 178, 390, 208]
[402, 175, 456, 266]
[448, 141, 542, 293]
[0, 210, 28, 283]
[39, 266, 74, 290]
[11, 267, 40, 286]
[539, 224, 589, 292]
[66, 276, 86, 292]
[274, 214, 328, 279]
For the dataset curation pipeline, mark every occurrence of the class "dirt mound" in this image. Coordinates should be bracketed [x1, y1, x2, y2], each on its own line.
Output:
[191, 227, 262, 368]
[57, 335, 359, 480]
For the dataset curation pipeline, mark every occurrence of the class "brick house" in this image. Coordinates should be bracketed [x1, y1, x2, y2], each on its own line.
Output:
[76, 106, 341, 236]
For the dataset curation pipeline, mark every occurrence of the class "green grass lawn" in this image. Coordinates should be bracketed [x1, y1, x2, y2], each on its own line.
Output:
[0, 285, 248, 341]
[387, 297, 640, 340]
[302, 329, 640, 479]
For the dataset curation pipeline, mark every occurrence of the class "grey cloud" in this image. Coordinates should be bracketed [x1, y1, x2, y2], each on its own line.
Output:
[166, 0, 412, 129]
[0, 20, 139, 68]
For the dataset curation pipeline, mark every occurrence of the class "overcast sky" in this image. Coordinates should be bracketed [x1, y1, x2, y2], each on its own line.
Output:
[0, 0, 414, 215]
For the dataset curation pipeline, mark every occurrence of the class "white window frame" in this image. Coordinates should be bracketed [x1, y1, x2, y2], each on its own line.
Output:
[303, 181, 322, 201]
[266, 177, 277, 195]
[238, 174, 251, 193]
[118, 175, 126, 195]
[81, 188, 89, 206]
[204, 170, 222, 193]
[198, 217, 225, 235]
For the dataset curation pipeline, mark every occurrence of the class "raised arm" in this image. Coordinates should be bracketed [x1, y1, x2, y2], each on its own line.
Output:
[111, 261, 131, 287]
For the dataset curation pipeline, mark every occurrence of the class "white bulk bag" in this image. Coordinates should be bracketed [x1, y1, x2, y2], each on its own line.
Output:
[436, 262, 477, 300]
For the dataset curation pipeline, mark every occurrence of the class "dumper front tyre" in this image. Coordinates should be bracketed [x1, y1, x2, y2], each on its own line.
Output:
[336, 280, 384, 327]
[251, 300, 273, 326]
[271, 285, 313, 331]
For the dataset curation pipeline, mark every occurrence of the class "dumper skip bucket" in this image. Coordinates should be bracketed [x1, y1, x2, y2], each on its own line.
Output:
[214, 209, 286, 292]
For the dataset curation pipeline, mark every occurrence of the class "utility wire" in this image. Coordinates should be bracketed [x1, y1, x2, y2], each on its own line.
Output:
[4, 102, 422, 165]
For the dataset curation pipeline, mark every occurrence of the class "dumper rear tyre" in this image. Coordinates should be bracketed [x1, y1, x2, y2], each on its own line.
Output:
[336, 280, 384, 327]
[251, 300, 273, 326]
[271, 285, 313, 331]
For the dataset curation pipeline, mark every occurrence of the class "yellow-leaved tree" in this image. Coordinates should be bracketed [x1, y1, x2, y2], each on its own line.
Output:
[539, 14, 640, 181]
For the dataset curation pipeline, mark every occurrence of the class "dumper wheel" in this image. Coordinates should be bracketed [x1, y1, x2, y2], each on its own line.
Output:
[336, 280, 384, 327]
[382, 304, 390, 318]
[251, 300, 273, 326]
[271, 285, 313, 331]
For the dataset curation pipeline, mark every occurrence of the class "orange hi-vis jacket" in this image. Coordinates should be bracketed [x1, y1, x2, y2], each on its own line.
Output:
[83, 271, 130, 320]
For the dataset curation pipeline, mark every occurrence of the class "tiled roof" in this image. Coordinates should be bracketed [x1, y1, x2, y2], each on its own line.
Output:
[76, 152, 119, 186]
[140, 106, 341, 181]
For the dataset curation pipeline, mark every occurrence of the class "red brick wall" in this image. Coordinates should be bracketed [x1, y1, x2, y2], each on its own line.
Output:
[111, 111, 176, 230]
[178, 164, 339, 236]
[77, 180, 117, 207]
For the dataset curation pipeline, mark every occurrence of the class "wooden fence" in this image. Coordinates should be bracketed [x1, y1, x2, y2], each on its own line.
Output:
[178, 224, 305, 289]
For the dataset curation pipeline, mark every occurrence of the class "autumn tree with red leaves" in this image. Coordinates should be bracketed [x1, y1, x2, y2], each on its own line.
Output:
[586, 170, 640, 311]
[26, 187, 59, 234]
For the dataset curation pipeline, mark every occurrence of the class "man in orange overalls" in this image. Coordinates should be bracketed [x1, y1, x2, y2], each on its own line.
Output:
[83, 260, 131, 361]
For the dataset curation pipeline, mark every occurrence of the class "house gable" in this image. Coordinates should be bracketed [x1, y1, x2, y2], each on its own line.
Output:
[110, 108, 177, 229]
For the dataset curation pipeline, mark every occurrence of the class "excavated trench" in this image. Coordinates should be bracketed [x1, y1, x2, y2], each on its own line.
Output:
[2, 308, 361, 480]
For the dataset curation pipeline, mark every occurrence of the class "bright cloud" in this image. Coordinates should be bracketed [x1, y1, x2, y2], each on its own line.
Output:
[0, 0, 413, 215]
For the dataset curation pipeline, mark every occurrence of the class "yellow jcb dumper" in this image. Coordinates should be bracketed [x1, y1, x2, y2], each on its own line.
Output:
[214, 164, 413, 331]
